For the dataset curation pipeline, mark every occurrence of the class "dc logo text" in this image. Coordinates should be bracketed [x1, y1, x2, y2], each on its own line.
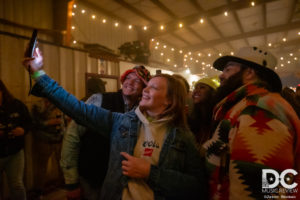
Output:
[262, 169, 298, 189]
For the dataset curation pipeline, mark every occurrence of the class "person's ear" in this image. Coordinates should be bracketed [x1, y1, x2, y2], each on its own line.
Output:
[243, 68, 257, 83]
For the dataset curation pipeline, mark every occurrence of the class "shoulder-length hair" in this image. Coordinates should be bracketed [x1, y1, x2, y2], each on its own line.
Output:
[0, 80, 14, 105]
[155, 74, 188, 129]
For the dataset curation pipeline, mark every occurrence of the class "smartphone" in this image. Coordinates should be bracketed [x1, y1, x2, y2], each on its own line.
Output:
[25, 29, 38, 57]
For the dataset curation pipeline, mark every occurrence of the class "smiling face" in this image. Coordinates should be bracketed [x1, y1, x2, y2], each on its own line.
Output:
[122, 72, 144, 98]
[139, 77, 171, 117]
[192, 83, 212, 104]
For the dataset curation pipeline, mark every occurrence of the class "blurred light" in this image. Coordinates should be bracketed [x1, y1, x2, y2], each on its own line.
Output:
[251, 2, 255, 6]
[185, 68, 190, 74]
[268, 43, 272, 47]
[281, 64, 284, 67]
[202, 62, 205, 65]
[81, 10, 85, 14]
[174, 64, 177, 67]
[73, 4, 77, 8]
[224, 11, 228, 16]
[171, 48, 175, 51]
[102, 19, 106, 23]
[72, 12, 75, 16]
[184, 54, 188, 57]
[167, 59, 170, 62]
[198, 53, 201, 56]
[163, 45, 167, 48]
[128, 25, 132, 29]
[73, 40, 77, 44]
[190, 57, 193, 60]
[179, 23, 183, 28]
[202, 67, 205, 70]
[151, 38, 154, 42]
[298, 32, 300, 35]
[196, 60, 199, 63]
[200, 18, 204, 24]
[188, 52, 192, 55]
[184, 58, 187, 61]
[156, 42, 159, 45]
[275, 67, 278, 70]
[155, 46, 158, 49]
[143, 26, 147, 30]
[294, 57, 298, 60]
[160, 53, 164, 56]
[115, 22, 119, 27]
[71, 26, 75, 30]
[230, 52, 234, 55]
[208, 53, 211, 57]
[290, 53, 293, 56]
[91, 15, 96, 19]
[280, 57, 284, 60]
[160, 25, 164, 30]
[185, 65, 188, 68]
[219, 53, 222, 56]
[287, 60, 291, 64]
[179, 50, 183, 54]
[283, 38, 287, 42]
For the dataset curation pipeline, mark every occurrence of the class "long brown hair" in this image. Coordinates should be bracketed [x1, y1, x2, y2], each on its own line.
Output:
[155, 74, 188, 129]
[0, 80, 14, 105]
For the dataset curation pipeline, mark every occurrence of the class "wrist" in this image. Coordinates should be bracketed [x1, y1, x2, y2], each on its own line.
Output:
[31, 70, 46, 79]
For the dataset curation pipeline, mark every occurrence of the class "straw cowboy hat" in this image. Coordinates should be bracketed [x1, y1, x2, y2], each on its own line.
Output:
[213, 46, 282, 92]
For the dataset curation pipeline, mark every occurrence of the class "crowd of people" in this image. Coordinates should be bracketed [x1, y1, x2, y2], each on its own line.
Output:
[0, 45, 299, 200]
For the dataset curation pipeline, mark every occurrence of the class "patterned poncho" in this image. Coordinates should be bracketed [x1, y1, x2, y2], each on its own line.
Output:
[203, 81, 300, 200]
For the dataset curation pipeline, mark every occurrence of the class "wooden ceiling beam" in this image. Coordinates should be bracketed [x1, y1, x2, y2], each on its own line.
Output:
[187, 20, 300, 51]
[149, 0, 277, 38]
[114, 0, 156, 23]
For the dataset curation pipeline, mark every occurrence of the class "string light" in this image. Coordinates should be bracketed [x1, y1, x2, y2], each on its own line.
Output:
[185, 68, 190, 74]
[160, 52, 164, 56]
[208, 53, 211, 57]
[174, 64, 177, 67]
[114, 22, 119, 27]
[200, 18, 204, 24]
[128, 25, 132, 29]
[198, 53, 201, 56]
[151, 38, 154, 42]
[163, 45, 167, 48]
[179, 50, 183, 54]
[72, 12, 75, 16]
[280, 57, 284, 60]
[156, 42, 159, 45]
[298, 32, 300, 35]
[179, 23, 183, 28]
[283, 38, 287, 42]
[71, 26, 75, 30]
[155, 46, 158, 49]
[143, 26, 147, 30]
[268, 43, 272, 47]
[251, 2, 255, 6]
[224, 11, 228, 16]
[102, 19, 106, 23]
[167, 58, 170, 62]
[196, 60, 199, 63]
[219, 53, 222, 56]
[230, 52, 234, 55]
[73, 4, 77, 8]
[281, 64, 284, 67]
[73, 40, 77, 44]
[81, 9, 85, 14]
[188, 52, 192, 55]
[160, 25, 164, 30]
[91, 15, 96, 19]
[287, 60, 291, 64]
[294, 57, 298, 60]
[171, 48, 175, 51]
[290, 53, 293, 56]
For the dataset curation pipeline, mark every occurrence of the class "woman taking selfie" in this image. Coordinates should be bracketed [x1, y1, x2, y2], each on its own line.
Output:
[23, 48, 207, 200]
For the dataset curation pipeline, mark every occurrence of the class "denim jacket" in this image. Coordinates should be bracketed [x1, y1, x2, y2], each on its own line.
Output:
[32, 75, 207, 200]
